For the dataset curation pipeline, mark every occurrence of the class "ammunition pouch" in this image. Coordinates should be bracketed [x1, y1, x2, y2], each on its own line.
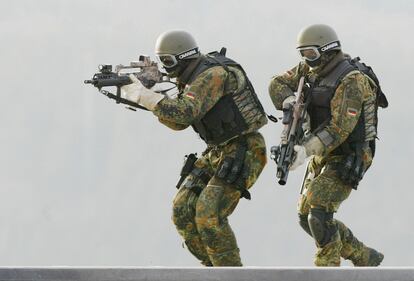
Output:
[325, 143, 367, 189]
[216, 137, 251, 200]
[192, 94, 247, 145]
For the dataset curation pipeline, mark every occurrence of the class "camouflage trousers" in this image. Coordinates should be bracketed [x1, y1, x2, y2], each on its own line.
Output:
[298, 155, 376, 266]
[172, 132, 266, 266]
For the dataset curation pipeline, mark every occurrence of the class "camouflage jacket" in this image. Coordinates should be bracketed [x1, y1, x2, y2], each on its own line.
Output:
[268, 51, 377, 158]
[153, 61, 266, 144]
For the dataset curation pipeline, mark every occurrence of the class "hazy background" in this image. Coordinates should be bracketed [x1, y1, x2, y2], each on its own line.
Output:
[0, 0, 412, 266]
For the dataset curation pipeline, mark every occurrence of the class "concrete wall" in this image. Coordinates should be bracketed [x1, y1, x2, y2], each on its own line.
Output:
[0, 267, 413, 281]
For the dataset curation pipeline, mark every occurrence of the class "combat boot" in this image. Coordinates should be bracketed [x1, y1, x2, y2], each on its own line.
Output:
[350, 247, 384, 266]
[208, 248, 242, 266]
[201, 261, 213, 266]
[184, 240, 212, 267]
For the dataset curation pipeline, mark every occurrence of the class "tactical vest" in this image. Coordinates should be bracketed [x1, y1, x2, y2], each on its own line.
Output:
[306, 59, 370, 153]
[182, 50, 267, 145]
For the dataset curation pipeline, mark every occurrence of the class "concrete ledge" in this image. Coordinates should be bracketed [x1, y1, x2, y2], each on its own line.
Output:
[0, 267, 413, 281]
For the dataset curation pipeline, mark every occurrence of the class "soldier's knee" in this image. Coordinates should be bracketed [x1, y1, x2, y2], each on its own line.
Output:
[308, 208, 338, 247]
[298, 213, 312, 237]
[194, 207, 220, 233]
[172, 198, 192, 229]
[172, 206, 184, 228]
[194, 186, 221, 231]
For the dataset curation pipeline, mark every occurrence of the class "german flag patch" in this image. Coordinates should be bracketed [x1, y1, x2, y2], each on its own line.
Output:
[185, 92, 195, 99]
[283, 70, 294, 78]
[347, 107, 358, 117]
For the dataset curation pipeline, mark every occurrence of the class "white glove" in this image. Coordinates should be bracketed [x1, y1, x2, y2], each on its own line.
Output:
[289, 135, 325, 171]
[120, 74, 164, 110]
[290, 145, 308, 171]
[282, 95, 296, 109]
[304, 135, 325, 156]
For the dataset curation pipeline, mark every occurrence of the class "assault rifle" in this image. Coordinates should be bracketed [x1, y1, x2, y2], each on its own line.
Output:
[84, 55, 170, 110]
[270, 76, 308, 185]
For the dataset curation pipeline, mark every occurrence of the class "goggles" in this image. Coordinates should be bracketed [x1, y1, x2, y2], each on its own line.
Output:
[156, 47, 199, 69]
[297, 41, 341, 62]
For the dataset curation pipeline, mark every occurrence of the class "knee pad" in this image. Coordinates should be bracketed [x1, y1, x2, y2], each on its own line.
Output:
[298, 214, 312, 237]
[308, 208, 337, 247]
[194, 185, 222, 231]
[172, 201, 194, 229]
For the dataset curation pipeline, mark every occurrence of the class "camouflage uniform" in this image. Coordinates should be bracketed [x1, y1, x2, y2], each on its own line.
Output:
[269, 51, 382, 266]
[153, 58, 267, 266]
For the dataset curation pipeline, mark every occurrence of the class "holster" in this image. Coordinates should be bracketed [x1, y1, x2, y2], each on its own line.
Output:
[216, 136, 251, 200]
[176, 153, 212, 196]
[184, 167, 212, 196]
[176, 153, 198, 189]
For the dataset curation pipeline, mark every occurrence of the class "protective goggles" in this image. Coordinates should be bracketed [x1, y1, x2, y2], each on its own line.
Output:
[297, 41, 341, 62]
[156, 47, 199, 69]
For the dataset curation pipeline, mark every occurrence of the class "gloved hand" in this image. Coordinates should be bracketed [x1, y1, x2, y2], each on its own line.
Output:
[120, 74, 164, 110]
[290, 145, 308, 171]
[290, 135, 326, 171]
[282, 95, 296, 109]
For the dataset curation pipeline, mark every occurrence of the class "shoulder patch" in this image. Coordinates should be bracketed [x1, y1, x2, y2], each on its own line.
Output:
[283, 70, 294, 78]
[185, 92, 195, 99]
[347, 107, 358, 116]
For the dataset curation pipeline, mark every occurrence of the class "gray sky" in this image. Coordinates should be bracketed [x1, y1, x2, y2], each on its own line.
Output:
[1, 0, 412, 266]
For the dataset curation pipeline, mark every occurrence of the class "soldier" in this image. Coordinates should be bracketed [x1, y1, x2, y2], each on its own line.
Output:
[121, 30, 268, 266]
[268, 24, 384, 266]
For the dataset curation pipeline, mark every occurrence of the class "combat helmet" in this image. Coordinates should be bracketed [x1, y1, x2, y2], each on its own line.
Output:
[296, 24, 341, 62]
[155, 30, 200, 71]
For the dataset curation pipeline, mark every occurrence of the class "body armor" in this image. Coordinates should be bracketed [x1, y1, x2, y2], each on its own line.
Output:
[181, 50, 267, 145]
[306, 59, 375, 154]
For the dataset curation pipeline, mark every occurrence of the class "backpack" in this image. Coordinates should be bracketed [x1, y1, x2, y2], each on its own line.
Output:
[350, 57, 389, 108]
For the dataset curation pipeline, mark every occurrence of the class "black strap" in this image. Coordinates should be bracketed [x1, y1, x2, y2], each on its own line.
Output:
[319, 59, 357, 89]
[100, 89, 149, 111]
[208, 56, 230, 73]
[179, 56, 204, 86]
[267, 115, 278, 123]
